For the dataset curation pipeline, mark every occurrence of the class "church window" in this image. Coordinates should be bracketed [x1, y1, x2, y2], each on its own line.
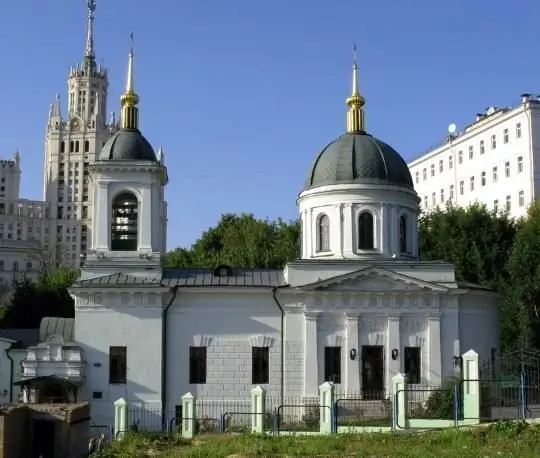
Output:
[252, 347, 269, 384]
[26, 261, 32, 270]
[404, 347, 421, 384]
[84, 141, 90, 153]
[357, 212, 374, 250]
[399, 215, 408, 254]
[316, 214, 330, 252]
[69, 141, 74, 153]
[111, 192, 138, 251]
[324, 346, 341, 384]
[189, 346, 207, 384]
[0, 261, 3, 271]
[109, 346, 127, 384]
[12, 262, 18, 272]
[75, 141, 80, 153]
[60, 141, 65, 153]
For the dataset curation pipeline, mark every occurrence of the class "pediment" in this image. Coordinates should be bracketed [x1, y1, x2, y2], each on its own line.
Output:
[298, 267, 448, 293]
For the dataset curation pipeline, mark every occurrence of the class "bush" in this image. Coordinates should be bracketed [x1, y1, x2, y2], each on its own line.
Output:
[422, 379, 461, 420]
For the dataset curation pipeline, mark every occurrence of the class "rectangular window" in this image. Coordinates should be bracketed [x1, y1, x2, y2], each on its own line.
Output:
[481, 171, 486, 186]
[423, 196, 428, 208]
[480, 140, 485, 155]
[518, 156, 524, 173]
[404, 347, 421, 384]
[109, 346, 127, 384]
[449, 184, 454, 199]
[189, 346, 207, 384]
[516, 122, 522, 138]
[440, 189, 444, 203]
[459, 181, 464, 195]
[458, 151, 463, 164]
[415, 171, 419, 184]
[494, 199, 498, 212]
[252, 347, 269, 384]
[506, 195, 511, 211]
[430, 164, 435, 177]
[439, 160, 443, 173]
[519, 190, 525, 207]
[505, 161, 510, 177]
[431, 192, 436, 206]
[324, 346, 341, 384]
[468, 145, 474, 159]
[448, 155, 453, 169]
[470, 176, 475, 191]
[491, 135, 497, 149]
[503, 128, 509, 144]
[423, 168, 427, 180]
[492, 167, 498, 182]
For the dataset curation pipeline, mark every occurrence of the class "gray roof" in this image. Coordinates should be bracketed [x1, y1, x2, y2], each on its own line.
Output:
[0, 329, 39, 347]
[99, 128, 157, 162]
[304, 132, 414, 190]
[73, 272, 161, 287]
[39, 317, 74, 342]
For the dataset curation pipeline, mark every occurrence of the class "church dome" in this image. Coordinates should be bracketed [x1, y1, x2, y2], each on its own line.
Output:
[99, 128, 157, 162]
[304, 131, 413, 190]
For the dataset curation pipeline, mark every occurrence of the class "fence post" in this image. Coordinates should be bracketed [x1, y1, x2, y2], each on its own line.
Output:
[462, 349, 480, 424]
[391, 373, 407, 430]
[113, 397, 128, 440]
[181, 392, 196, 438]
[251, 385, 266, 434]
[319, 381, 335, 434]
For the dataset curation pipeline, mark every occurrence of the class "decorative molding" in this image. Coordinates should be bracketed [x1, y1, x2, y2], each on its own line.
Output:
[193, 335, 213, 347]
[249, 335, 275, 348]
[325, 335, 344, 346]
[360, 317, 386, 333]
[402, 317, 426, 334]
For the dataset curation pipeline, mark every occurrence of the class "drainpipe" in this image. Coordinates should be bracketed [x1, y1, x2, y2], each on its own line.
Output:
[272, 286, 285, 404]
[161, 285, 179, 430]
[6, 347, 13, 402]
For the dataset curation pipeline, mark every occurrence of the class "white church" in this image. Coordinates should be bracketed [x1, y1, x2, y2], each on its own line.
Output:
[10, 46, 500, 427]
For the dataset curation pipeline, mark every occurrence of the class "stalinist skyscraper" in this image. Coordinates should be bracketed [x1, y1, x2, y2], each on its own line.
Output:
[44, 1, 118, 266]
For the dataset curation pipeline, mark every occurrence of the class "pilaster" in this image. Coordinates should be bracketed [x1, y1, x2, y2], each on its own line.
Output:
[427, 314, 442, 386]
[139, 184, 152, 250]
[95, 182, 108, 250]
[386, 315, 400, 391]
[304, 312, 319, 397]
[342, 204, 353, 255]
[345, 314, 360, 393]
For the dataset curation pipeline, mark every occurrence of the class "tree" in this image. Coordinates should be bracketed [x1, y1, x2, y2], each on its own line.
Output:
[164, 213, 300, 269]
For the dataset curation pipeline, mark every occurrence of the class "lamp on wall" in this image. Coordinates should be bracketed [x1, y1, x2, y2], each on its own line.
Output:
[349, 349, 357, 361]
[391, 349, 399, 361]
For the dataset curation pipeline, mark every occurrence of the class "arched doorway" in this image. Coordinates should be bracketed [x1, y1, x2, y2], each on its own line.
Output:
[38, 382, 70, 404]
[111, 192, 138, 251]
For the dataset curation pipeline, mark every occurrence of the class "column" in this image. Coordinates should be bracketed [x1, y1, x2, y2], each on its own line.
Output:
[304, 313, 319, 397]
[138, 184, 152, 251]
[345, 314, 360, 393]
[386, 315, 400, 393]
[462, 350, 480, 424]
[427, 314, 442, 386]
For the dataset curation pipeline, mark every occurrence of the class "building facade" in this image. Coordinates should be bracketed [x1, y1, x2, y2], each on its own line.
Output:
[408, 96, 540, 218]
[53, 50, 500, 428]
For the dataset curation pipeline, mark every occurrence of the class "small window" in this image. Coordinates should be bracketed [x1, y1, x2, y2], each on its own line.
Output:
[505, 195, 511, 211]
[519, 190, 525, 207]
[84, 140, 90, 153]
[438, 160, 443, 173]
[189, 347, 207, 384]
[492, 167, 498, 182]
[12, 262, 18, 272]
[109, 346, 127, 384]
[423, 196, 428, 208]
[503, 128, 509, 144]
[448, 155, 453, 169]
[458, 151, 463, 164]
[449, 185, 454, 199]
[516, 123, 522, 138]
[440, 189, 444, 203]
[324, 346, 341, 384]
[480, 140, 485, 155]
[505, 161, 510, 177]
[430, 164, 435, 177]
[404, 347, 421, 384]
[252, 347, 269, 384]
[0, 261, 3, 272]
[26, 261, 32, 270]
[357, 212, 374, 250]
[459, 181, 464, 195]
[75, 141, 80, 153]
[518, 156, 523, 173]
[481, 171, 486, 186]
[399, 214, 408, 253]
[469, 176, 475, 191]
[431, 192, 436, 206]
[468, 145, 474, 160]
[422, 168, 427, 180]
[415, 171, 419, 184]
[491, 135, 497, 149]
[69, 141, 74, 153]
[60, 141, 65, 153]
[316, 214, 330, 252]
[494, 200, 499, 212]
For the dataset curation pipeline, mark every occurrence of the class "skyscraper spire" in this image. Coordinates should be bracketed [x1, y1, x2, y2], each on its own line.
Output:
[346, 43, 366, 133]
[85, 0, 96, 60]
[120, 34, 140, 130]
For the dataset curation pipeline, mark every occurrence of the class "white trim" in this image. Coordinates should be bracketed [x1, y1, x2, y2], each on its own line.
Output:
[249, 335, 275, 347]
[193, 335, 213, 346]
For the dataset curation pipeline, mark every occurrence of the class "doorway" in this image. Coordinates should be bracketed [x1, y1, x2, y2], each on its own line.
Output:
[361, 345, 385, 400]
[32, 419, 56, 458]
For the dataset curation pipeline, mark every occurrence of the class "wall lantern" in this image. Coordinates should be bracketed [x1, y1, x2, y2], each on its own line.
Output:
[94, 362, 102, 368]
[453, 356, 463, 368]
[349, 349, 357, 361]
[391, 349, 399, 361]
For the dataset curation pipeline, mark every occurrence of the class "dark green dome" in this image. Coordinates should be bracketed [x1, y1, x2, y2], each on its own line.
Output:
[99, 128, 157, 161]
[304, 132, 413, 190]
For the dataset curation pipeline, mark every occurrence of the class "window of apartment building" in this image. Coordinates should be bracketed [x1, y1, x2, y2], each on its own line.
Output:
[480, 140, 485, 155]
[518, 156, 523, 173]
[439, 160, 443, 173]
[423, 168, 427, 180]
[109, 346, 127, 384]
[468, 145, 474, 160]
[423, 196, 428, 208]
[189, 346, 207, 384]
[506, 195, 512, 212]
[503, 128, 509, 144]
[494, 200, 499, 212]
[448, 155, 453, 169]
[430, 164, 435, 177]
[252, 347, 269, 384]
[431, 192, 436, 206]
[505, 161, 510, 177]
[324, 346, 341, 384]
[492, 167, 498, 182]
[458, 151, 463, 164]
[481, 171, 486, 186]
[449, 185, 454, 200]
[459, 181, 464, 195]
[491, 135, 497, 150]
[519, 191, 525, 207]
[470, 176, 475, 191]
[415, 171, 419, 184]
[404, 347, 421, 384]
[516, 122, 522, 139]
[440, 189, 445, 203]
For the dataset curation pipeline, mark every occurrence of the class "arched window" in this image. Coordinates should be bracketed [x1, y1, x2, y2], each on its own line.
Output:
[0, 261, 4, 272]
[111, 192, 138, 251]
[399, 214, 408, 253]
[12, 262, 18, 272]
[26, 261, 32, 270]
[316, 214, 330, 252]
[69, 141, 74, 153]
[75, 141, 80, 153]
[358, 212, 374, 250]
[60, 141, 65, 153]
[84, 140, 90, 153]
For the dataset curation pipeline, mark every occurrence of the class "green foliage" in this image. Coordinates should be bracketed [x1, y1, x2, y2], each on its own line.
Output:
[420, 380, 460, 420]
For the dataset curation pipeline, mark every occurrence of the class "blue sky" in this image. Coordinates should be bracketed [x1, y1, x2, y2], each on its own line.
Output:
[0, 0, 539, 249]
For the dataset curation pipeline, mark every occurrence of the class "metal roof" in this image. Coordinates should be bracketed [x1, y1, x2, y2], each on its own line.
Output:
[161, 268, 285, 288]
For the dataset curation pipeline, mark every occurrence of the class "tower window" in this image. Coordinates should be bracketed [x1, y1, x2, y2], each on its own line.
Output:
[111, 192, 138, 251]
[84, 141, 90, 153]
[399, 214, 408, 254]
[75, 141, 80, 153]
[69, 141, 74, 153]
[358, 212, 374, 250]
[316, 213, 330, 252]
[60, 141, 65, 153]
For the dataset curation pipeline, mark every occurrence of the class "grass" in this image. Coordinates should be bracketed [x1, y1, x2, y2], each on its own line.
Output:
[92, 420, 540, 457]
